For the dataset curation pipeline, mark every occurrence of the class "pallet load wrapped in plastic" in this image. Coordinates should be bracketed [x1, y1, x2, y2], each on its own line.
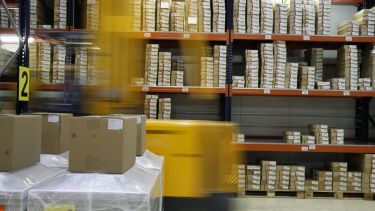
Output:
[40, 152, 69, 169]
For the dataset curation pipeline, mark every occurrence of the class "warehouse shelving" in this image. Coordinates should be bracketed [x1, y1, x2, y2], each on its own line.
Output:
[130, 85, 226, 94]
[233, 34, 375, 43]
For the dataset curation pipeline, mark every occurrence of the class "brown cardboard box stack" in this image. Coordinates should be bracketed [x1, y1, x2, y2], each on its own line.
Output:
[52, 45, 66, 84]
[38, 43, 52, 84]
[171, 1, 185, 32]
[87, 49, 101, 85]
[0, 7, 19, 29]
[198, 0, 211, 32]
[353, 9, 375, 36]
[302, 135, 315, 144]
[145, 94, 158, 119]
[261, 161, 277, 191]
[245, 49, 259, 88]
[274, 41, 287, 88]
[158, 52, 172, 86]
[232, 76, 245, 88]
[260, 43, 274, 88]
[247, 165, 262, 190]
[329, 78, 346, 90]
[315, 170, 333, 191]
[285, 0, 303, 34]
[298, 66, 315, 90]
[201, 57, 214, 87]
[75, 48, 88, 84]
[143, 0, 157, 31]
[131, 0, 142, 31]
[0, 48, 17, 74]
[185, 0, 198, 32]
[316, 0, 331, 35]
[290, 165, 305, 191]
[157, 0, 171, 31]
[171, 59, 184, 86]
[238, 165, 246, 191]
[283, 131, 301, 144]
[30, 0, 40, 30]
[285, 62, 298, 89]
[213, 0, 226, 32]
[158, 98, 171, 119]
[0, 7, 8, 28]
[247, 0, 260, 33]
[358, 78, 373, 90]
[86, 0, 99, 30]
[302, 2, 315, 35]
[54, 0, 67, 29]
[361, 154, 375, 193]
[260, 0, 273, 34]
[337, 45, 358, 90]
[361, 45, 375, 89]
[337, 20, 359, 36]
[305, 179, 319, 191]
[234, 0, 246, 33]
[30, 43, 38, 80]
[329, 128, 344, 145]
[276, 165, 291, 190]
[347, 172, 362, 192]
[331, 162, 348, 191]
[145, 44, 159, 86]
[274, 3, 288, 34]
[309, 124, 329, 144]
[214, 45, 227, 88]
[316, 82, 331, 90]
[309, 48, 323, 82]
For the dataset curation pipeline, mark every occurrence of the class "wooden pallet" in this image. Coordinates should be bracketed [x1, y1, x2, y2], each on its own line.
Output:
[305, 191, 373, 200]
[242, 190, 305, 199]
[305, 191, 336, 199]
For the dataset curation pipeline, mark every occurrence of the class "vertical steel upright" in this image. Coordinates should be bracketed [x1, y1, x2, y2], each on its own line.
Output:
[16, 0, 30, 114]
[224, 0, 234, 121]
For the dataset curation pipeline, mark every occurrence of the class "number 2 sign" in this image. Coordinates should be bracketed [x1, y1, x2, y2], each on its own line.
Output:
[18, 66, 30, 102]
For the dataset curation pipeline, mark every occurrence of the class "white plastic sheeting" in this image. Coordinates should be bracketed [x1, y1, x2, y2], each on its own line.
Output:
[40, 152, 69, 169]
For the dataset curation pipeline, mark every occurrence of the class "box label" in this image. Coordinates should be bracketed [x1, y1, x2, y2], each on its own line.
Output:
[45, 205, 75, 211]
[108, 119, 123, 130]
[161, 2, 169, 8]
[137, 116, 141, 124]
[188, 17, 197, 24]
[301, 146, 308, 151]
[48, 115, 60, 123]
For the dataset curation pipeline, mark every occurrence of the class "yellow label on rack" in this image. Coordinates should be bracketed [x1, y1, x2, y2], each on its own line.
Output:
[18, 66, 30, 101]
[44, 205, 75, 211]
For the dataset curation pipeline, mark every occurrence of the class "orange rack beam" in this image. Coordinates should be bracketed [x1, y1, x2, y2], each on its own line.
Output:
[233, 34, 375, 43]
[130, 86, 226, 94]
[332, 0, 363, 4]
[128, 31, 227, 41]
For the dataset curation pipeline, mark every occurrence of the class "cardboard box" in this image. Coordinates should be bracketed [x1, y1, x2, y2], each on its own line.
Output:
[69, 116, 137, 173]
[0, 115, 42, 171]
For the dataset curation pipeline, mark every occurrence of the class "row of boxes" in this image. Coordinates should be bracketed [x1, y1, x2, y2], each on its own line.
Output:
[359, 154, 375, 193]
[274, 41, 287, 88]
[245, 49, 259, 88]
[144, 95, 172, 119]
[316, 0, 331, 35]
[309, 48, 324, 82]
[233, 76, 246, 88]
[362, 44, 375, 89]
[298, 66, 316, 90]
[358, 78, 373, 91]
[337, 45, 359, 90]
[260, 0, 274, 34]
[274, 3, 288, 34]
[54, 0, 67, 29]
[234, 0, 247, 33]
[158, 52, 172, 86]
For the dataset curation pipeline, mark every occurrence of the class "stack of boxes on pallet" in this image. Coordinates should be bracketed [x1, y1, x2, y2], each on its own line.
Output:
[157, 0, 171, 31]
[52, 45, 66, 83]
[309, 124, 329, 145]
[290, 166, 305, 191]
[214, 45, 227, 88]
[234, 0, 247, 33]
[238, 165, 246, 192]
[302, 0, 315, 35]
[171, 1, 185, 31]
[316, 0, 331, 35]
[337, 20, 359, 36]
[305, 179, 319, 191]
[286, 0, 303, 34]
[283, 131, 301, 144]
[273, 41, 287, 88]
[199, 0, 211, 32]
[277, 165, 291, 190]
[213, 0, 226, 32]
[145, 44, 159, 86]
[298, 66, 315, 90]
[185, 0, 198, 32]
[331, 162, 348, 191]
[329, 128, 344, 145]
[54, 0, 67, 29]
[247, 0, 260, 33]
[353, 9, 375, 36]
[316, 170, 333, 191]
[348, 171, 362, 192]
[260, 0, 273, 34]
[261, 161, 277, 191]
[143, 0, 157, 31]
[285, 63, 298, 89]
[273, 3, 288, 34]
[245, 50, 259, 88]
[158, 52, 172, 86]
[337, 45, 359, 91]
[171, 60, 184, 86]
[247, 165, 262, 191]
[260, 43, 274, 88]
[361, 154, 375, 193]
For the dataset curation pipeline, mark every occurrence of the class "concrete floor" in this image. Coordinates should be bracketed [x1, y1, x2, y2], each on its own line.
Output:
[230, 198, 375, 211]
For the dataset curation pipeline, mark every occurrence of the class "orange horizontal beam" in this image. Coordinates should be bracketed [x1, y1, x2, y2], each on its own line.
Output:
[129, 31, 227, 41]
[233, 143, 375, 153]
[332, 0, 363, 4]
[0, 82, 16, 90]
[130, 86, 226, 94]
[233, 34, 375, 43]
[0, 28, 17, 34]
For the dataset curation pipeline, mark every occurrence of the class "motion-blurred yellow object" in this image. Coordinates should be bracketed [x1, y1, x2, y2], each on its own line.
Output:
[146, 120, 239, 198]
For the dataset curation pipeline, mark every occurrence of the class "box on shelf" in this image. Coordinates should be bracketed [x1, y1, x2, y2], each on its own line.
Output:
[329, 128, 344, 145]
[361, 45, 375, 89]
[283, 131, 301, 144]
[185, 0, 199, 32]
[308, 124, 329, 144]
[171, 1, 185, 32]
[86, 0, 100, 30]
[337, 45, 359, 90]
[298, 66, 316, 90]
[201, 56, 214, 87]
[358, 78, 373, 91]
[260, 43, 274, 88]
[199, 0, 212, 32]
[143, 0, 156, 31]
[316, 0, 331, 35]
[157, 0, 171, 31]
[234, 0, 247, 33]
[274, 41, 287, 88]
[247, 0, 260, 33]
[302, 135, 315, 144]
[286, 0, 303, 34]
[337, 20, 359, 36]
[285, 62, 299, 89]
[145, 94, 159, 119]
[233, 76, 245, 88]
[158, 52, 172, 86]
[245, 49, 259, 88]
[158, 98, 172, 119]
[302, 4, 315, 35]
[260, 0, 274, 34]
[308, 48, 324, 82]
[274, 3, 288, 34]
[213, 0, 226, 32]
[145, 44, 159, 86]
[353, 9, 375, 36]
[329, 78, 346, 90]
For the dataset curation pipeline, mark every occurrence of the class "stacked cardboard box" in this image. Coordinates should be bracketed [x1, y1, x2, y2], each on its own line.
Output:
[358, 78, 373, 90]
[274, 3, 288, 34]
[234, 0, 246, 33]
[54, 0, 67, 29]
[316, 0, 331, 35]
[283, 131, 301, 144]
[309, 48, 323, 82]
[38, 43, 52, 84]
[29, 43, 38, 79]
[329, 128, 344, 145]
[214, 45, 227, 88]
[131, 0, 142, 31]
[309, 124, 329, 144]
[0, 48, 17, 73]
[171, 1, 185, 31]
[198, 0, 211, 32]
[316, 170, 333, 191]
[337, 45, 358, 90]
[145, 94, 158, 119]
[52, 45, 66, 83]
[75, 48, 88, 84]
[86, 0, 99, 30]
[0, 7, 7, 28]
[302, 135, 315, 144]
[337, 20, 360, 36]
[247, 165, 262, 190]
[171, 59, 184, 86]
[260, 43, 274, 88]
[290, 166, 305, 191]
[158, 98, 171, 119]
[261, 161, 277, 191]
[305, 179, 319, 191]
[285, 0, 303, 34]
[260, 0, 274, 34]
[316, 82, 330, 90]
[158, 52, 172, 86]
[361, 45, 375, 88]
[202, 46, 214, 56]
[353, 9, 375, 36]
[213, 0, 226, 32]
[30, 0, 40, 29]
[274, 41, 287, 88]
[329, 78, 346, 90]
[347, 172, 362, 192]
[298, 66, 315, 89]
[236, 134, 245, 143]
[145, 44, 159, 86]
[157, 0, 171, 31]
[87, 49, 101, 85]
[201, 57, 214, 87]
[285, 63, 298, 89]
[132, 78, 145, 85]
[185, 0, 198, 32]
[238, 165, 246, 191]
[361, 154, 375, 193]
[302, 3, 315, 35]
[143, 0, 157, 31]
[245, 49, 259, 88]
[0, 7, 19, 29]
[331, 162, 348, 191]
[233, 76, 245, 88]
[276, 165, 291, 190]
[247, 0, 260, 33]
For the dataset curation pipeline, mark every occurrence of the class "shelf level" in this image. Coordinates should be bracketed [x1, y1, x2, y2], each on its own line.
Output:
[233, 143, 375, 153]
[332, 0, 363, 4]
[0, 82, 65, 91]
[0, 28, 17, 34]
[130, 86, 226, 94]
[233, 34, 375, 43]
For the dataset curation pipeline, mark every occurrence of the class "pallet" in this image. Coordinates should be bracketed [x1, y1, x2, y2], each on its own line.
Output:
[242, 190, 305, 199]
[305, 191, 336, 199]
[305, 191, 373, 200]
